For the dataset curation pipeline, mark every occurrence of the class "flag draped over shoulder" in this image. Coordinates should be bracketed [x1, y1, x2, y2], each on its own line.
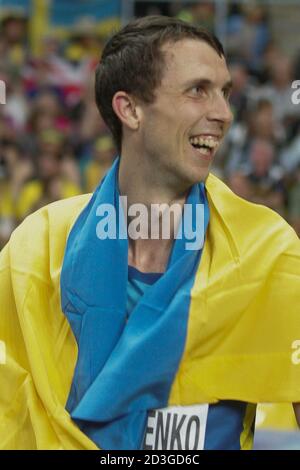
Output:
[0, 172, 299, 449]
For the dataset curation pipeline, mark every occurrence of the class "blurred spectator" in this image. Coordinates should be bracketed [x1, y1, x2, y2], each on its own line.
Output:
[76, 77, 109, 154]
[252, 54, 300, 136]
[16, 150, 80, 221]
[176, 2, 215, 31]
[83, 135, 116, 192]
[259, 41, 283, 83]
[226, 2, 270, 74]
[280, 125, 300, 174]
[0, 154, 15, 248]
[0, 140, 33, 247]
[223, 99, 284, 176]
[228, 138, 286, 216]
[0, 10, 29, 68]
[227, 60, 255, 122]
[4, 72, 28, 130]
[0, 112, 17, 143]
[288, 166, 300, 236]
[226, 171, 253, 201]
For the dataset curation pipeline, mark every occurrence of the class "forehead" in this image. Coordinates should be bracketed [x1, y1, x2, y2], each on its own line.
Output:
[160, 38, 230, 87]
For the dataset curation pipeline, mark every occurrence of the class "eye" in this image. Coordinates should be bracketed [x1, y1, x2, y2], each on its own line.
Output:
[189, 85, 205, 97]
[222, 88, 232, 100]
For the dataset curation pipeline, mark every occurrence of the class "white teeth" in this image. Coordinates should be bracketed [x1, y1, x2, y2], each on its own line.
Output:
[196, 146, 211, 155]
[189, 136, 219, 148]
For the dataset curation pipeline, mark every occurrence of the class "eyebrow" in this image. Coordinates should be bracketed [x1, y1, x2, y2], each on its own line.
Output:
[183, 78, 233, 92]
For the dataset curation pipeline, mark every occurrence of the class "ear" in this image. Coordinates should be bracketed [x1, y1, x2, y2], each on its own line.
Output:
[112, 91, 141, 131]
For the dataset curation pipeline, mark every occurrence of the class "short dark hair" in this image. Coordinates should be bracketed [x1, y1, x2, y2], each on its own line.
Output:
[95, 15, 225, 153]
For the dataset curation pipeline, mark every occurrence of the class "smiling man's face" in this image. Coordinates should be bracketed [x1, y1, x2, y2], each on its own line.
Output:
[138, 38, 233, 189]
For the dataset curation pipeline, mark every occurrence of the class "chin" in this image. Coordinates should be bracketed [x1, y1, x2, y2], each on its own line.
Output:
[185, 154, 211, 184]
[177, 169, 208, 191]
[188, 165, 210, 185]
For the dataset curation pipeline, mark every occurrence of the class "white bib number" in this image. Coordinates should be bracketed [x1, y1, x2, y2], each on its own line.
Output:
[143, 404, 209, 450]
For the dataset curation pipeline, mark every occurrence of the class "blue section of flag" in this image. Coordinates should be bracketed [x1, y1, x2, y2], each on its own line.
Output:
[60, 157, 210, 449]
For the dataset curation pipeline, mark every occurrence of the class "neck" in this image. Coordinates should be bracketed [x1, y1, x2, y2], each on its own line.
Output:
[118, 148, 189, 206]
[118, 149, 190, 273]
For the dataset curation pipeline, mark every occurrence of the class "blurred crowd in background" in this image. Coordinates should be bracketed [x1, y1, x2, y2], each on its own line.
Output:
[1, 0, 300, 250]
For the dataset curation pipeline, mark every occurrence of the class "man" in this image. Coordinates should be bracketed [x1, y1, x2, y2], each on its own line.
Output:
[0, 16, 299, 450]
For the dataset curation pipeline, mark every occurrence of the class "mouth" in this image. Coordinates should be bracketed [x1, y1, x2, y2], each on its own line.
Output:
[188, 135, 221, 160]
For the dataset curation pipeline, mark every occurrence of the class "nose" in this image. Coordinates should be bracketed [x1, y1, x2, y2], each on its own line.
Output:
[206, 92, 233, 126]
